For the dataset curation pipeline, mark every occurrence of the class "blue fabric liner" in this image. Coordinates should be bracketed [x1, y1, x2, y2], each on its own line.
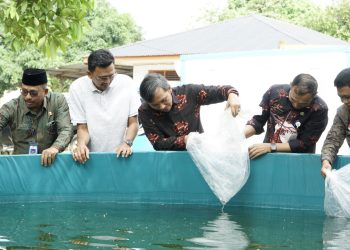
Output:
[1, 147, 350, 210]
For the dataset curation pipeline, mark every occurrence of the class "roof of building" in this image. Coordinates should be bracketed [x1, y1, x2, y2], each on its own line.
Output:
[110, 14, 349, 57]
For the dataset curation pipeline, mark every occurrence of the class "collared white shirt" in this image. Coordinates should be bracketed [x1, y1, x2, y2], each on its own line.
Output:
[69, 74, 140, 152]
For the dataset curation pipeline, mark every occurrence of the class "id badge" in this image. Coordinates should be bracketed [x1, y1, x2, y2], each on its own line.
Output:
[28, 142, 38, 154]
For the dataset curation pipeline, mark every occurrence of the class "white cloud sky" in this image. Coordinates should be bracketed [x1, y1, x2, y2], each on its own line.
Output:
[107, 0, 227, 39]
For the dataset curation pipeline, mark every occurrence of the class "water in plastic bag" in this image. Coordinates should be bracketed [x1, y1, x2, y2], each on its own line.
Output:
[324, 164, 350, 218]
[186, 109, 250, 205]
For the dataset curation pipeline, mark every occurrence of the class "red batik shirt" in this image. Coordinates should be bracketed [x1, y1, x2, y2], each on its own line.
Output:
[138, 84, 238, 150]
[247, 84, 328, 153]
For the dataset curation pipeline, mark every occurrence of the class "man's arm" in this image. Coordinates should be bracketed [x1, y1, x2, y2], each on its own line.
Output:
[125, 115, 139, 142]
[42, 95, 73, 166]
[248, 142, 291, 159]
[245, 87, 284, 159]
[321, 160, 332, 178]
[67, 80, 90, 163]
[246, 88, 272, 136]
[226, 93, 241, 117]
[73, 123, 90, 164]
[249, 107, 328, 159]
[246, 122, 291, 159]
[50, 95, 74, 150]
[195, 84, 239, 106]
[321, 107, 347, 176]
[0, 100, 15, 131]
[0, 113, 9, 133]
[115, 115, 139, 157]
[244, 125, 256, 139]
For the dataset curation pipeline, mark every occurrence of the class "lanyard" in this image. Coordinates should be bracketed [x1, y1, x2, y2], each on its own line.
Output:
[271, 111, 292, 143]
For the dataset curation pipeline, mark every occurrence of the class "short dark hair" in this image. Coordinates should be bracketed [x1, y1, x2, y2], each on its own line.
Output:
[291, 73, 318, 96]
[334, 68, 350, 88]
[88, 49, 115, 72]
[140, 73, 171, 102]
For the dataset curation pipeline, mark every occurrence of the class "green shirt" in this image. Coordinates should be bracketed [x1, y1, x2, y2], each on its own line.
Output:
[0, 92, 73, 154]
[321, 104, 350, 164]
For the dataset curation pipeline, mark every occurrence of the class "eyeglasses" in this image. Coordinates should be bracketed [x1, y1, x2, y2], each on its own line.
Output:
[340, 95, 350, 101]
[95, 73, 116, 82]
[20, 89, 39, 97]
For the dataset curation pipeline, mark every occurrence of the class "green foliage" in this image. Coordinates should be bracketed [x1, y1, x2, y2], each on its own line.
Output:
[207, 0, 321, 24]
[308, 0, 350, 42]
[0, 0, 95, 57]
[0, 42, 63, 96]
[0, 45, 22, 96]
[0, 0, 142, 96]
[63, 0, 142, 63]
[204, 0, 350, 42]
[48, 77, 72, 93]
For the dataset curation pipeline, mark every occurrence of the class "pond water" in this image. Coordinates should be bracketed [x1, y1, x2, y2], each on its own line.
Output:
[0, 202, 347, 250]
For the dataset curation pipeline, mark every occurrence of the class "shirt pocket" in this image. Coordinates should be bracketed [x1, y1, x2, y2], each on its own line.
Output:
[42, 121, 58, 141]
[12, 124, 33, 141]
[35, 121, 58, 145]
[46, 121, 58, 135]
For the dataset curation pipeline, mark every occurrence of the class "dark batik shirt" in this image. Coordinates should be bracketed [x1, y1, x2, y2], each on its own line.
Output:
[247, 84, 328, 153]
[139, 84, 239, 150]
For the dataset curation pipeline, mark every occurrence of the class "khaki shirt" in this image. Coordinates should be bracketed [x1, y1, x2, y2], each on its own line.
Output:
[0, 92, 73, 154]
[321, 104, 350, 164]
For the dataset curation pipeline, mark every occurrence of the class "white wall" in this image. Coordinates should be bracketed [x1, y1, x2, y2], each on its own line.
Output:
[180, 46, 350, 155]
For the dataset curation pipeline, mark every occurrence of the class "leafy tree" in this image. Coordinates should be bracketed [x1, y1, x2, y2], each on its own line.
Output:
[63, 0, 142, 63]
[0, 42, 63, 96]
[0, 0, 95, 57]
[49, 77, 72, 93]
[204, 0, 321, 26]
[0, 46, 21, 95]
[307, 0, 350, 42]
[0, 0, 142, 96]
[203, 0, 350, 42]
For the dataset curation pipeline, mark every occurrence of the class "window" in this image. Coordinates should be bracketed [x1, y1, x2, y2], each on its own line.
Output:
[149, 70, 180, 81]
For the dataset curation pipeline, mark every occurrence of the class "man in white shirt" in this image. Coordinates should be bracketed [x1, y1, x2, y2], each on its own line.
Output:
[69, 49, 140, 163]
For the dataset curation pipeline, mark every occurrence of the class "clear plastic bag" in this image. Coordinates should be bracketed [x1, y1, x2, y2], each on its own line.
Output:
[324, 164, 350, 218]
[186, 109, 250, 205]
[323, 216, 350, 249]
[186, 213, 249, 249]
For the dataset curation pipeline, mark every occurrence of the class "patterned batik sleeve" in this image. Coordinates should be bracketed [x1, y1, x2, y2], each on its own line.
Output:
[138, 107, 186, 151]
[192, 84, 239, 106]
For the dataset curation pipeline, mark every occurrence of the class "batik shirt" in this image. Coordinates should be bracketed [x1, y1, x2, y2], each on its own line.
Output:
[0, 93, 73, 154]
[139, 84, 239, 150]
[247, 84, 328, 153]
[321, 104, 350, 164]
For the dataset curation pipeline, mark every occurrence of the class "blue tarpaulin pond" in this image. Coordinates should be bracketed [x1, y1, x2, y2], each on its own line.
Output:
[1, 142, 349, 210]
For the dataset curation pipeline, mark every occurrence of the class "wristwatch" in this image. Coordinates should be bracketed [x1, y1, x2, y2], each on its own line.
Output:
[124, 139, 133, 147]
[270, 143, 277, 153]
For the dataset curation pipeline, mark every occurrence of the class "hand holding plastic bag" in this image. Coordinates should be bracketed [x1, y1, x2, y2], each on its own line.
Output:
[324, 164, 350, 218]
[186, 109, 250, 205]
